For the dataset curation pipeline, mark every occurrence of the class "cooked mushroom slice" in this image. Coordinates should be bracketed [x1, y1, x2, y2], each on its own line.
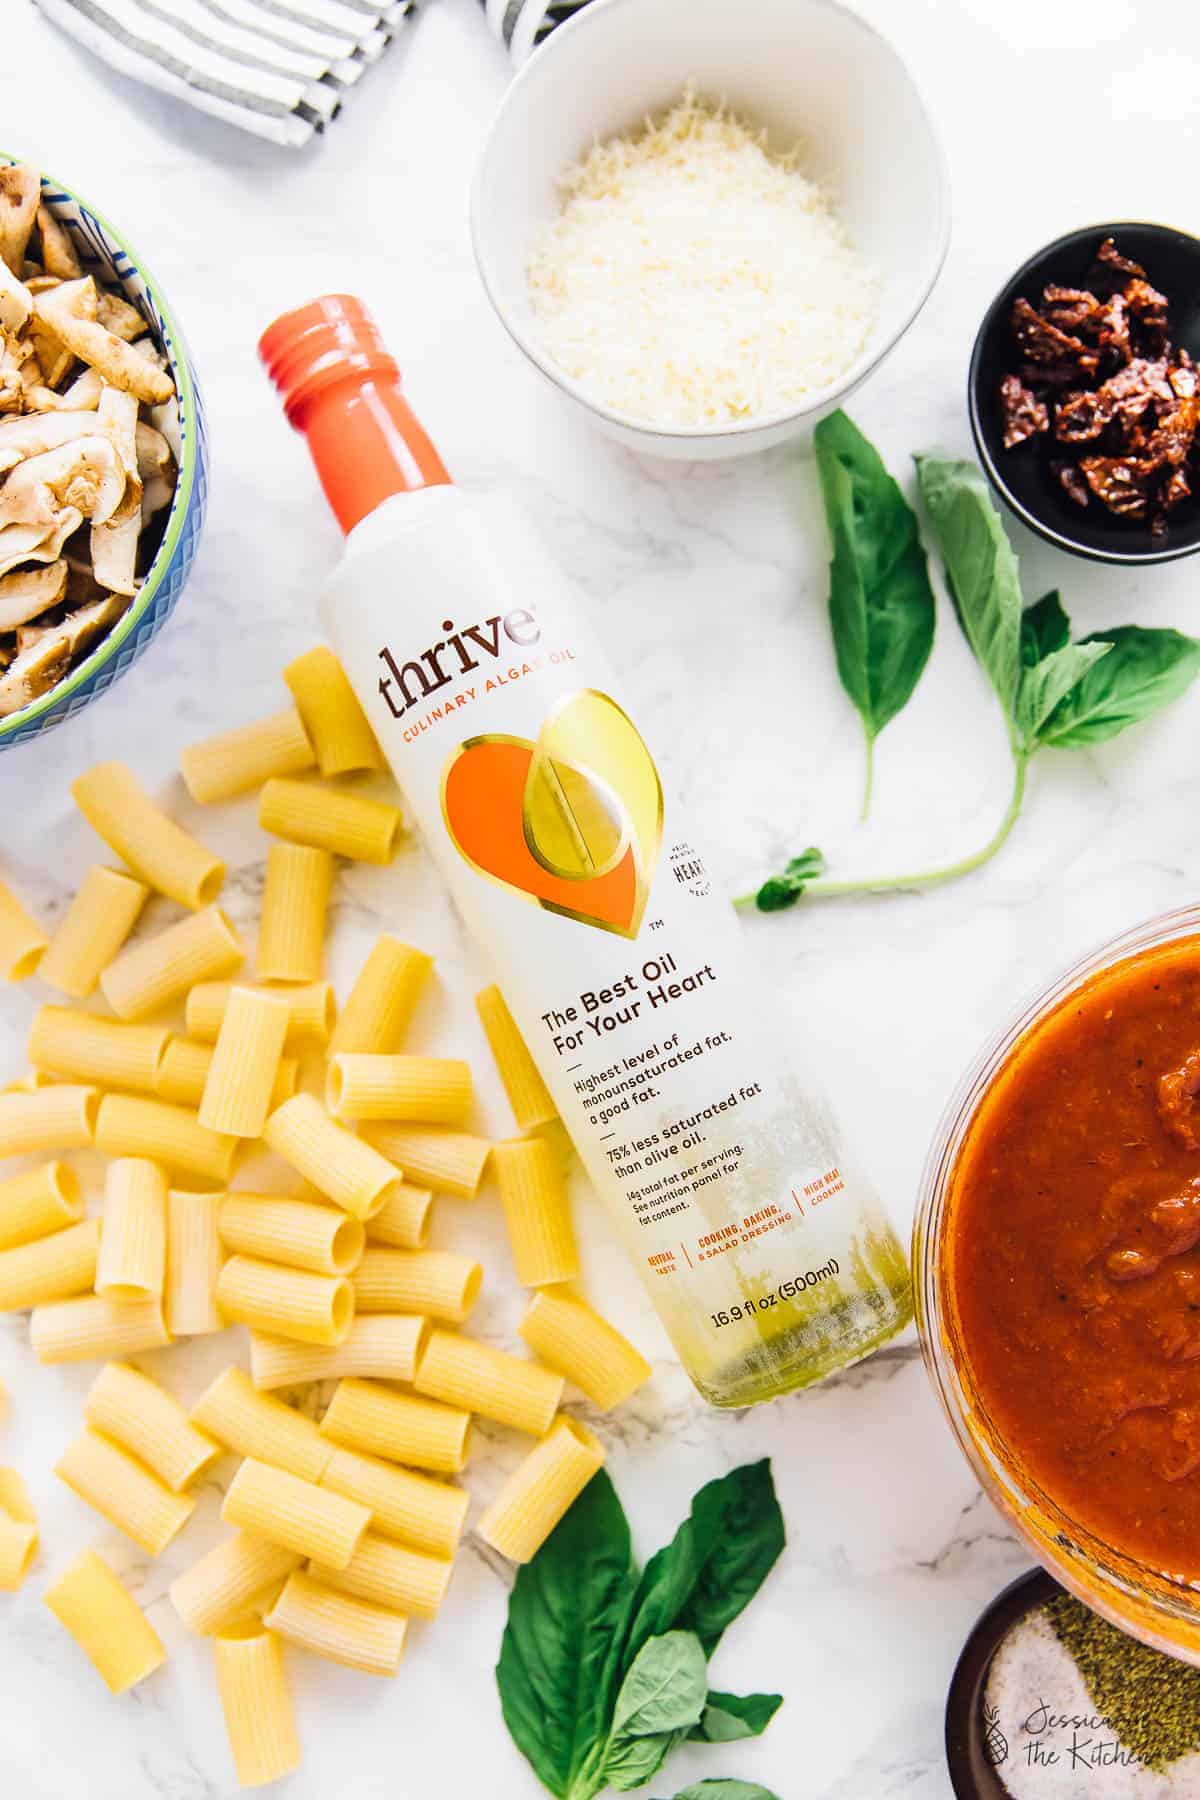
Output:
[0, 166, 41, 278]
[0, 408, 103, 475]
[36, 206, 81, 281]
[0, 507, 82, 580]
[134, 421, 176, 520]
[0, 260, 32, 334]
[0, 559, 67, 630]
[28, 365, 102, 413]
[0, 330, 32, 413]
[0, 627, 71, 714]
[0, 436, 127, 532]
[25, 274, 62, 296]
[30, 274, 97, 390]
[91, 386, 141, 596]
[35, 285, 172, 407]
[96, 290, 145, 342]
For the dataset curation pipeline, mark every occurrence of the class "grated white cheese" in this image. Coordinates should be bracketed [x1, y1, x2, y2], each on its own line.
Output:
[527, 93, 880, 430]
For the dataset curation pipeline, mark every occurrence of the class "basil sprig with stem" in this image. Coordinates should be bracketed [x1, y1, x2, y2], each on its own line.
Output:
[739, 451, 1200, 911]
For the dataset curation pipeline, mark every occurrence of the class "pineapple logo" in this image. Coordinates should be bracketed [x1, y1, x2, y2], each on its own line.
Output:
[982, 1702, 1009, 1767]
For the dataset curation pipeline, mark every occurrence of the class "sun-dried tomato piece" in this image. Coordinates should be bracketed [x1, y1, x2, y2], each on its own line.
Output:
[999, 373, 1049, 448]
[1010, 296, 1100, 380]
[1053, 461, 1092, 507]
[1092, 236, 1148, 286]
[1080, 455, 1156, 518]
[1125, 276, 1170, 353]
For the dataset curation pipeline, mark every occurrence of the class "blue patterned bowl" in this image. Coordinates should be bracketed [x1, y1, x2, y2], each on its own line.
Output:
[0, 159, 207, 749]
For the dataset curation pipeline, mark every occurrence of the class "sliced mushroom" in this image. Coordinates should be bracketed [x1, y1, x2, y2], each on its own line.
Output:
[24, 275, 61, 296]
[0, 260, 31, 334]
[91, 385, 141, 595]
[36, 206, 81, 281]
[0, 166, 41, 277]
[31, 274, 96, 390]
[0, 436, 127, 532]
[27, 366, 102, 413]
[0, 626, 70, 714]
[0, 506, 82, 579]
[0, 559, 67, 630]
[35, 284, 171, 407]
[0, 408, 102, 475]
[97, 290, 145, 342]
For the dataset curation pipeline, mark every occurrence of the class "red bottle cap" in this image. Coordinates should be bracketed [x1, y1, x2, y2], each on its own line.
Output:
[258, 295, 451, 535]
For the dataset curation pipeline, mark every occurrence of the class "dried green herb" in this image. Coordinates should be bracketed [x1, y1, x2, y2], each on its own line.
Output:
[1047, 1592, 1200, 1771]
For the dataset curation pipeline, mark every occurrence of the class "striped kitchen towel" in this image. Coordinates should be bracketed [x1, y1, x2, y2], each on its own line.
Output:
[33, 0, 415, 148]
[478, 0, 593, 66]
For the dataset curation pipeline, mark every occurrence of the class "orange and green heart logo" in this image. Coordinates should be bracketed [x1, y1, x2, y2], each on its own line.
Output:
[441, 688, 663, 938]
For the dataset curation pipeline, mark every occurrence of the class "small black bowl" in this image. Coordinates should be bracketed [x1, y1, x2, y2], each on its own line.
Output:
[968, 221, 1200, 565]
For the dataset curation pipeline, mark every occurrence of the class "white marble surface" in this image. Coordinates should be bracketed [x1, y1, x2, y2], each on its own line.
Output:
[3, 0, 1200, 1794]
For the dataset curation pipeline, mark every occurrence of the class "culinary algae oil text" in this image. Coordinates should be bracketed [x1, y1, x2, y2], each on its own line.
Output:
[259, 295, 913, 1406]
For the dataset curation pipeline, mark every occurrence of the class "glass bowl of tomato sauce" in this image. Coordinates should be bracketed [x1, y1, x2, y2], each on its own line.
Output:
[916, 903, 1200, 1664]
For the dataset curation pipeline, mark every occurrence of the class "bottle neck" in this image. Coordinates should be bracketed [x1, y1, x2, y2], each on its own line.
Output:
[294, 373, 452, 536]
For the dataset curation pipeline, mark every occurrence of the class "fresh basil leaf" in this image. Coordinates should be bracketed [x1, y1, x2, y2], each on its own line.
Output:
[604, 1730, 679, 1793]
[689, 1691, 784, 1743]
[653, 1783, 783, 1800]
[497, 1470, 637, 1799]
[601, 1632, 708, 1793]
[916, 455, 1023, 732]
[814, 411, 935, 810]
[753, 848, 824, 914]
[1017, 640, 1112, 747]
[1020, 590, 1070, 667]
[1037, 626, 1200, 749]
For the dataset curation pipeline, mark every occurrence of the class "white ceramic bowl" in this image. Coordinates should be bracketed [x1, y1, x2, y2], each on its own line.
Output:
[471, 0, 950, 460]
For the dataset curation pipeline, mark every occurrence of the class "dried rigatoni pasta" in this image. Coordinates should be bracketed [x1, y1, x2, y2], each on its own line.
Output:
[0, 1161, 82, 1251]
[260, 777, 401, 865]
[214, 1624, 301, 1788]
[219, 1195, 364, 1276]
[0, 874, 46, 980]
[100, 904, 244, 1020]
[365, 1180, 434, 1252]
[256, 843, 332, 983]
[28, 1005, 168, 1094]
[363, 1123, 491, 1200]
[165, 1189, 223, 1336]
[171, 1533, 302, 1636]
[283, 646, 383, 777]
[475, 984, 558, 1132]
[329, 936, 431, 1057]
[266, 1570, 406, 1677]
[0, 1084, 98, 1156]
[0, 1467, 37, 1590]
[0, 1217, 100, 1311]
[312, 1530, 452, 1620]
[38, 865, 148, 997]
[327, 1053, 472, 1125]
[414, 1329, 563, 1436]
[519, 1291, 652, 1411]
[56, 1426, 196, 1555]
[264, 1093, 398, 1222]
[476, 1416, 606, 1564]
[491, 1137, 579, 1287]
[187, 979, 335, 1046]
[319, 1378, 471, 1475]
[46, 1551, 166, 1693]
[156, 1037, 298, 1111]
[72, 761, 224, 908]
[320, 1447, 468, 1557]
[191, 1367, 331, 1484]
[86, 1362, 218, 1491]
[222, 1458, 369, 1570]
[354, 1247, 482, 1325]
[250, 1315, 429, 1392]
[216, 1254, 353, 1347]
[95, 1093, 237, 1186]
[95, 1157, 167, 1299]
[31, 1292, 170, 1363]
[199, 987, 290, 1138]
[181, 705, 315, 805]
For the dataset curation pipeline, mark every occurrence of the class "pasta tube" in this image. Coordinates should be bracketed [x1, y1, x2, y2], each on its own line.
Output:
[250, 1315, 429, 1391]
[0, 1466, 37, 1590]
[491, 1136, 579, 1287]
[191, 1367, 331, 1484]
[263, 1093, 398, 1222]
[353, 1247, 482, 1324]
[0, 874, 46, 980]
[85, 1362, 219, 1491]
[283, 645, 383, 777]
[0, 1217, 100, 1311]
[0, 1161, 83, 1250]
[266, 1570, 406, 1678]
[170, 1533, 302, 1636]
[31, 1292, 170, 1363]
[222, 1457, 370, 1570]
[320, 1447, 468, 1558]
[312, 1530, 453, 1620]
[327, 1053, 472, 1125]
[156, 1037, 298, 1111]
[100, 904, 244, 1021]
[519, 1291, 652, 1412]
[319, 1377, 471, 1475]
[329, 936, 431, 1056]
[199, 986, 290, 1138]
[365, 1181, 434, 1251]
[256, 843, 332, 983]
[213, 1624, 301, 1789]
[181, 704, 314, 804]
[414, 1329, 563, 1436]
[0, 1084, 98, 1156]
[259, 777, 402, 865]
[476, 1416, 606, 1565]
[95, 1157, 167, 1299]
[362, 1123, 491, 1200]
[56, 1426, 196, 1555]
[72, 761, 224, 908]
[38, 865, 147, 997]
[475, 984, 558, 1132]
[45, 1551, 166, 1694]
[187, 978, 335, 1046]
[219, 1195, 364, 1276]
[216, 1255, 354, 1347]
[95, 1093, 237, 1186]
[28, 1004, 168, 1093]
[165, 1189, 223, 1336]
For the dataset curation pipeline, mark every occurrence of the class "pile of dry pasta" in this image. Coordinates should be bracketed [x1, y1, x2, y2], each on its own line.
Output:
[0, 644, 651, 1790]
